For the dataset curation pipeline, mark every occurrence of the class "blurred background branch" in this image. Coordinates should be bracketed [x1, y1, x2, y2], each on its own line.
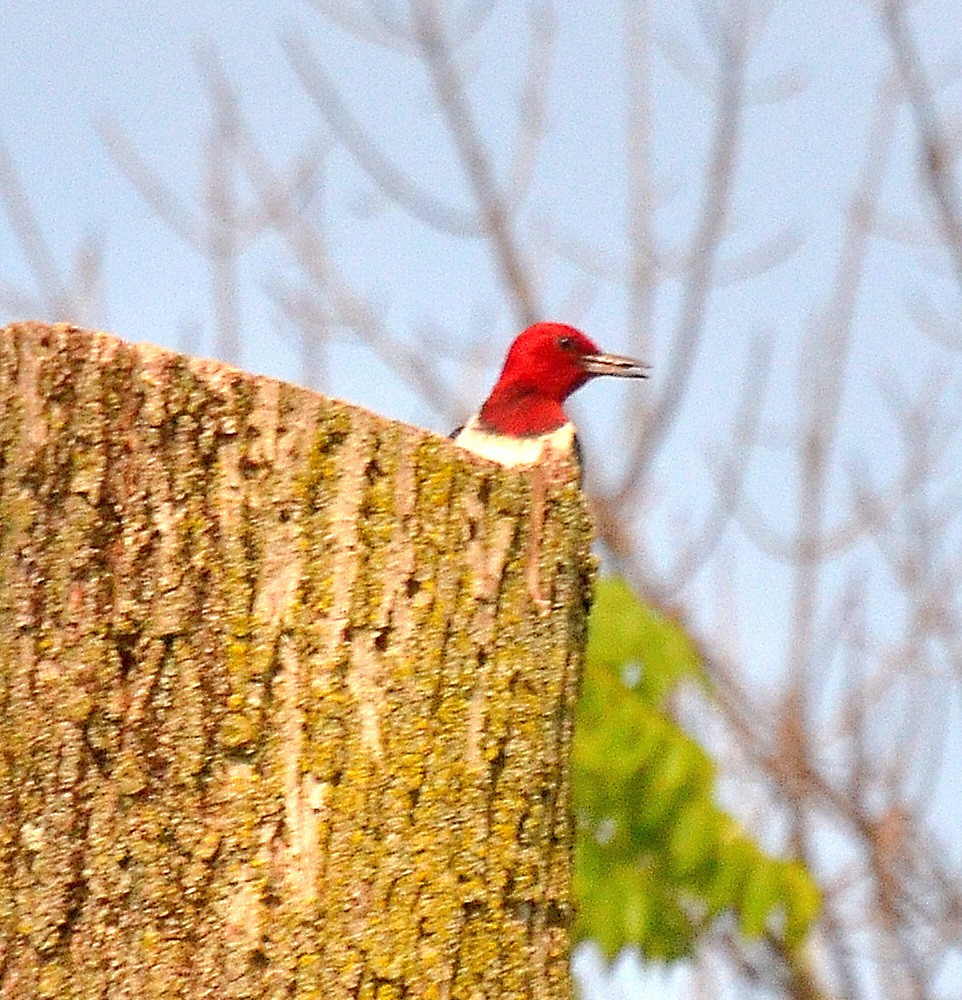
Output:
[2, 0, 961, 998]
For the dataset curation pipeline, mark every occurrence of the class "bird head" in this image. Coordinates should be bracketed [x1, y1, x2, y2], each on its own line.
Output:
[478, 322, 649, 437]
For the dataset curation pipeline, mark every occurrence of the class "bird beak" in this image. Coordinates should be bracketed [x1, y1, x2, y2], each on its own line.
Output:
[580, 352, 651, 378]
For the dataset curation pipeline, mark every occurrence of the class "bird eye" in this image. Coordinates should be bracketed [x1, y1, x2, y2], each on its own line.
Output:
[557, 336, 575, 351]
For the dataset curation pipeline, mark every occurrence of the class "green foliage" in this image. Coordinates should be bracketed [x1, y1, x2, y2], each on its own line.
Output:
[573, 578, 821, 960]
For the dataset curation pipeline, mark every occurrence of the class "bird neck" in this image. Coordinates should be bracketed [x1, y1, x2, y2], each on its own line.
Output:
[478, 382, 568, 437]
[455, 417, 577, 468]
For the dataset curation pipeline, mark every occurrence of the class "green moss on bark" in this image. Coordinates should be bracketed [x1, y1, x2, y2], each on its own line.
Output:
[0, 322, 594, 999]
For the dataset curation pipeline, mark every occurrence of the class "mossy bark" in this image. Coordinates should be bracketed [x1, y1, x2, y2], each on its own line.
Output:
[0, 322, 595, 999]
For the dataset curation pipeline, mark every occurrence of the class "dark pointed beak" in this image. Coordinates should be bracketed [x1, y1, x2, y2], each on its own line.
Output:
[580, 352, 651, 378]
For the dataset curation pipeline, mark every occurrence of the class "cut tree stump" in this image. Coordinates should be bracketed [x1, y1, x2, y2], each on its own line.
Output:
[0, 322, 595, 999]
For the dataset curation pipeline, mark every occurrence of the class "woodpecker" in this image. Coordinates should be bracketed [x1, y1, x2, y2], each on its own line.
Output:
[453, 322, 650, 469]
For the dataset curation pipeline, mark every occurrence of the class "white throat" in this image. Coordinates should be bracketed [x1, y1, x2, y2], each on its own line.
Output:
[453, 416, 576, 468]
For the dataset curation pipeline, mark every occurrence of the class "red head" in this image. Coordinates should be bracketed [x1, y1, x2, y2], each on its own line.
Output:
[478, 322, 649, 437]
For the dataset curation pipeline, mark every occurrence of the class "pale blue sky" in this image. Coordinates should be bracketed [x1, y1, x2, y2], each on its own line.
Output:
[3, 2, 962, 997]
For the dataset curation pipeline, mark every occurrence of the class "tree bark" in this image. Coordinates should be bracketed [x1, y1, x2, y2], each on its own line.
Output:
[0, 322, 594, 999]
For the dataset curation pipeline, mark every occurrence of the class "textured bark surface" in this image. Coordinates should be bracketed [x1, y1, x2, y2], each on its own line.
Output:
[0, 322, 594, 999]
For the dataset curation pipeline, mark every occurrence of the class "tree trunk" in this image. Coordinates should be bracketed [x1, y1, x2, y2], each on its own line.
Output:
[0, 322, 595, 999]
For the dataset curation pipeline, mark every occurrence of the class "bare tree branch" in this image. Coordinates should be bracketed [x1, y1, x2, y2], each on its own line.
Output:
[197, 48, 244, 361]
[616, 5, 749, 507]
[96, 118, 201, 248]
[410, 0, 540, 326]
[883, 0, 962, 296]
[282, 31, 485, 238]
[500, 3, 556, 212]
[784, 79, 895, 721]
[663, 327, 774, 596]
[305, 0, 414, 52]
[0, 140, 67, 316]
[0, 139, 106, 325]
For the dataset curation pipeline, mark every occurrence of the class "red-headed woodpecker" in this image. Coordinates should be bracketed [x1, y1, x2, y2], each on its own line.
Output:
[453, 322, 650, 468]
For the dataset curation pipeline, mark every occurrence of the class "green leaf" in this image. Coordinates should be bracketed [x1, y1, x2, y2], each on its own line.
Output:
[783, 861, 823, 948]
[586, 578, 706, 706]
[705, 830, 755, 914]
[574, 576, 821, 963]
[740, 861, 782, 939]
[668, 800, 719, 877]
[631, 738, 698, 829]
